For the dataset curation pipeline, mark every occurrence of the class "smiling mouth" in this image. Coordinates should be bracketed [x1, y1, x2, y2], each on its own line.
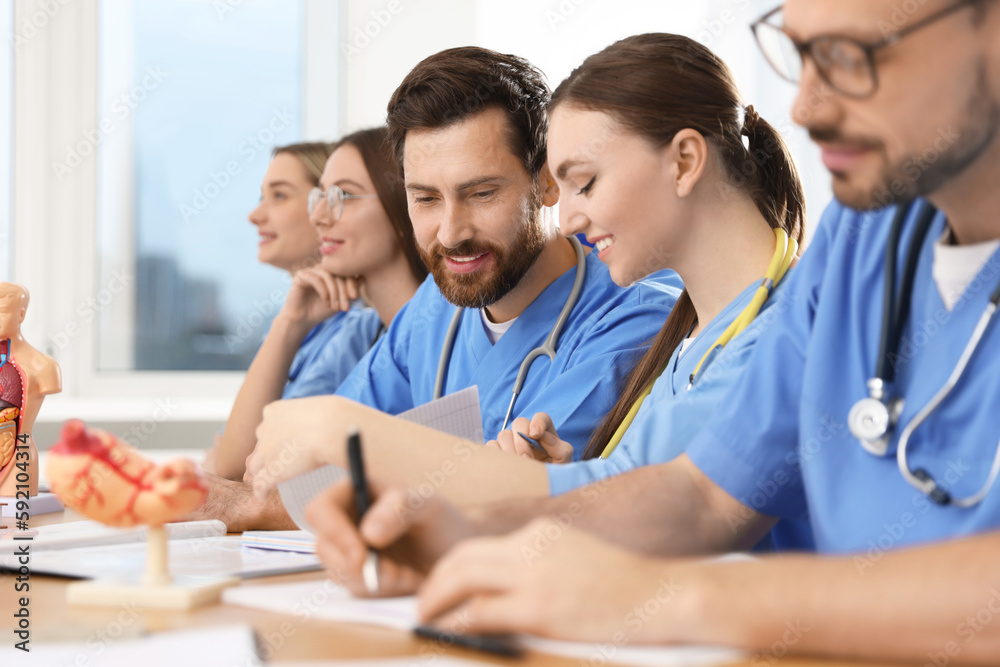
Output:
[447, 253, 487, 263]
[594, 237, 615, 252]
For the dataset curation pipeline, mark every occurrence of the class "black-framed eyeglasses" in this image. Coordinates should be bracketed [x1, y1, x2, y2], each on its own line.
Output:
[307, 185, 379, 220]
[751, 0, 987, 98]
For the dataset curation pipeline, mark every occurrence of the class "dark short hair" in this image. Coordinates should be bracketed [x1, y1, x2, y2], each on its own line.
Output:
[386, 46, 550, 179]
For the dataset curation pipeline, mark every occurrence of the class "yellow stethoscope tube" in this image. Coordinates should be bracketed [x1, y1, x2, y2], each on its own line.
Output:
[600, 228, 798, 459]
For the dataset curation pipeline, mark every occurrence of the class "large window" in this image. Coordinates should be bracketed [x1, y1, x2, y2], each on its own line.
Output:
[97, 0, 305, 371]
[0, 3, 11, 279]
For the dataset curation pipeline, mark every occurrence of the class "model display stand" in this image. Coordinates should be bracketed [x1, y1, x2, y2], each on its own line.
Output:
[47, 420, 238, 610]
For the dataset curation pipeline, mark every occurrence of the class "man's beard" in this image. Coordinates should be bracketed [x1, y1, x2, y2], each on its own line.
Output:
[820, 63, 1000, 211]
[421, 209, 547, 310]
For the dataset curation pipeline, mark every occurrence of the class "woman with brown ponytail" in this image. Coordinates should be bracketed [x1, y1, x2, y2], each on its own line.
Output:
[246, 34, 808, 526]
[485, 32, 807, 499]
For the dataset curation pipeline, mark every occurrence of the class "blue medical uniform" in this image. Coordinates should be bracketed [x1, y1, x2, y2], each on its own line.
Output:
[336, 254, 683, 454]
[547, 279, 787, 496]
[687, 199, 1000, 554]
[281, 303, 383, 400]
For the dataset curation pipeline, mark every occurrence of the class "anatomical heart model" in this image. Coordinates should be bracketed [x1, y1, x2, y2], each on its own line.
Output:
[0, 282, 62, 508]
[47, 420, 237, 608]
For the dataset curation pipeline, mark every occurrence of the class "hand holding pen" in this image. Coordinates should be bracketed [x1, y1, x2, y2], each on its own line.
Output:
[485, 412, 575, 463]
[305, 445, 476, 598]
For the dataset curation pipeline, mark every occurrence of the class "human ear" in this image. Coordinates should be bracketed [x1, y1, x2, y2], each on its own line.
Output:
[669, 129, 709, 199]
[537, 162, 561, 207]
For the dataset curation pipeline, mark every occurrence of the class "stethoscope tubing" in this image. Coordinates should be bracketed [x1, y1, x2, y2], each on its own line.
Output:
[433, 236, 588, 433]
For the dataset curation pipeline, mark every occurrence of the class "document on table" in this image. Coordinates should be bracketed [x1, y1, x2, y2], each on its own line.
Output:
[0, 624, 262, 666]
[223, 580, 747, 666]
[242, 529, 317, 554]
[278, 386, 484, 531]
[0, 519, 226, 555]
[0, 535, 321, 579]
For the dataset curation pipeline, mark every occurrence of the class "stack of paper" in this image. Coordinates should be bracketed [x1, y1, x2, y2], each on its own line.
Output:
[242, 530, 317, 554]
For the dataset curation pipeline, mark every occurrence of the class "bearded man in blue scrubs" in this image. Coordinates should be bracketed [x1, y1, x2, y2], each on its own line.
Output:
[295, 2, 1000, 662]
[329, 47, 681, 446]
[192, 47, 680, 530]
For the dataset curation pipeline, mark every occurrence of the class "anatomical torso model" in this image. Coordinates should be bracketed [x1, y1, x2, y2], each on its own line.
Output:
[0, 283, 62, 498]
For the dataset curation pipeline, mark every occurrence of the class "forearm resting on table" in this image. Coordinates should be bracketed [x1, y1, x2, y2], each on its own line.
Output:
[513, 455, 775, 557]
[680, 531, 1000, 663]
[189, 475, 297, 533]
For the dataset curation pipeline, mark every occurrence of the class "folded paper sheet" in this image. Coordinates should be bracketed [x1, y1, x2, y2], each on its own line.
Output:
[279, 387, 484, 532]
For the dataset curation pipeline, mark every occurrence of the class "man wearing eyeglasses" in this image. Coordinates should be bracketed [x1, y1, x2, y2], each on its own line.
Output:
[293, 2, 1000, 662]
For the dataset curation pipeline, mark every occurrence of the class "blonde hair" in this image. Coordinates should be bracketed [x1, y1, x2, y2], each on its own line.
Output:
[271, 142, 338, 185]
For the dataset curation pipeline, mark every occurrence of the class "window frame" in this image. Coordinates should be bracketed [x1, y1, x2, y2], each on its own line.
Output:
[12, 0, 343, 423]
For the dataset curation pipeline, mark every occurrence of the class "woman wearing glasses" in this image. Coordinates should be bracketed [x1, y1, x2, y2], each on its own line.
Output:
[214, 129, 426, 481]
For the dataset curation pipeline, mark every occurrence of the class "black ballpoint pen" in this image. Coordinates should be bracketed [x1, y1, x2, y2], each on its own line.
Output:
[414, 625, 523, 659]
[346, 426, 380, 594]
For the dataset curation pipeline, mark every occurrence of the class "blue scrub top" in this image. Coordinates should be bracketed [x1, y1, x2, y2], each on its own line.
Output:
[336, 253, 683, 452]
[547, 279, 783, 495]
[281, 303, 383, 400]
[687, 199, 1000, 554]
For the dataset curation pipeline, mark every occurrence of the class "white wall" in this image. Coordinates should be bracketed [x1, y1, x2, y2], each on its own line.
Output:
[342, 0, 477, 131]
[342, 0, 831, 239]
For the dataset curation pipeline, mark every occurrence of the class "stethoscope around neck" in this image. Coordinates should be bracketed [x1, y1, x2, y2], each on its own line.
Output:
[433, 235, 587, 432]
[847, 200, 1000, 507]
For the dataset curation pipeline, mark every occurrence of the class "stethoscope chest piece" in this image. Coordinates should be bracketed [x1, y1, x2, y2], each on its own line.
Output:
[848, 388, 904, 457]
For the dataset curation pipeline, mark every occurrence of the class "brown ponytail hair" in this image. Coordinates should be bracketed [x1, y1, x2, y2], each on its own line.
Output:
[556, 34, 807, 459]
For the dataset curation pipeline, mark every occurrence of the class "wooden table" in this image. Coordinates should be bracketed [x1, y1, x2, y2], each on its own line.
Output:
[1, 511, 902, 666]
